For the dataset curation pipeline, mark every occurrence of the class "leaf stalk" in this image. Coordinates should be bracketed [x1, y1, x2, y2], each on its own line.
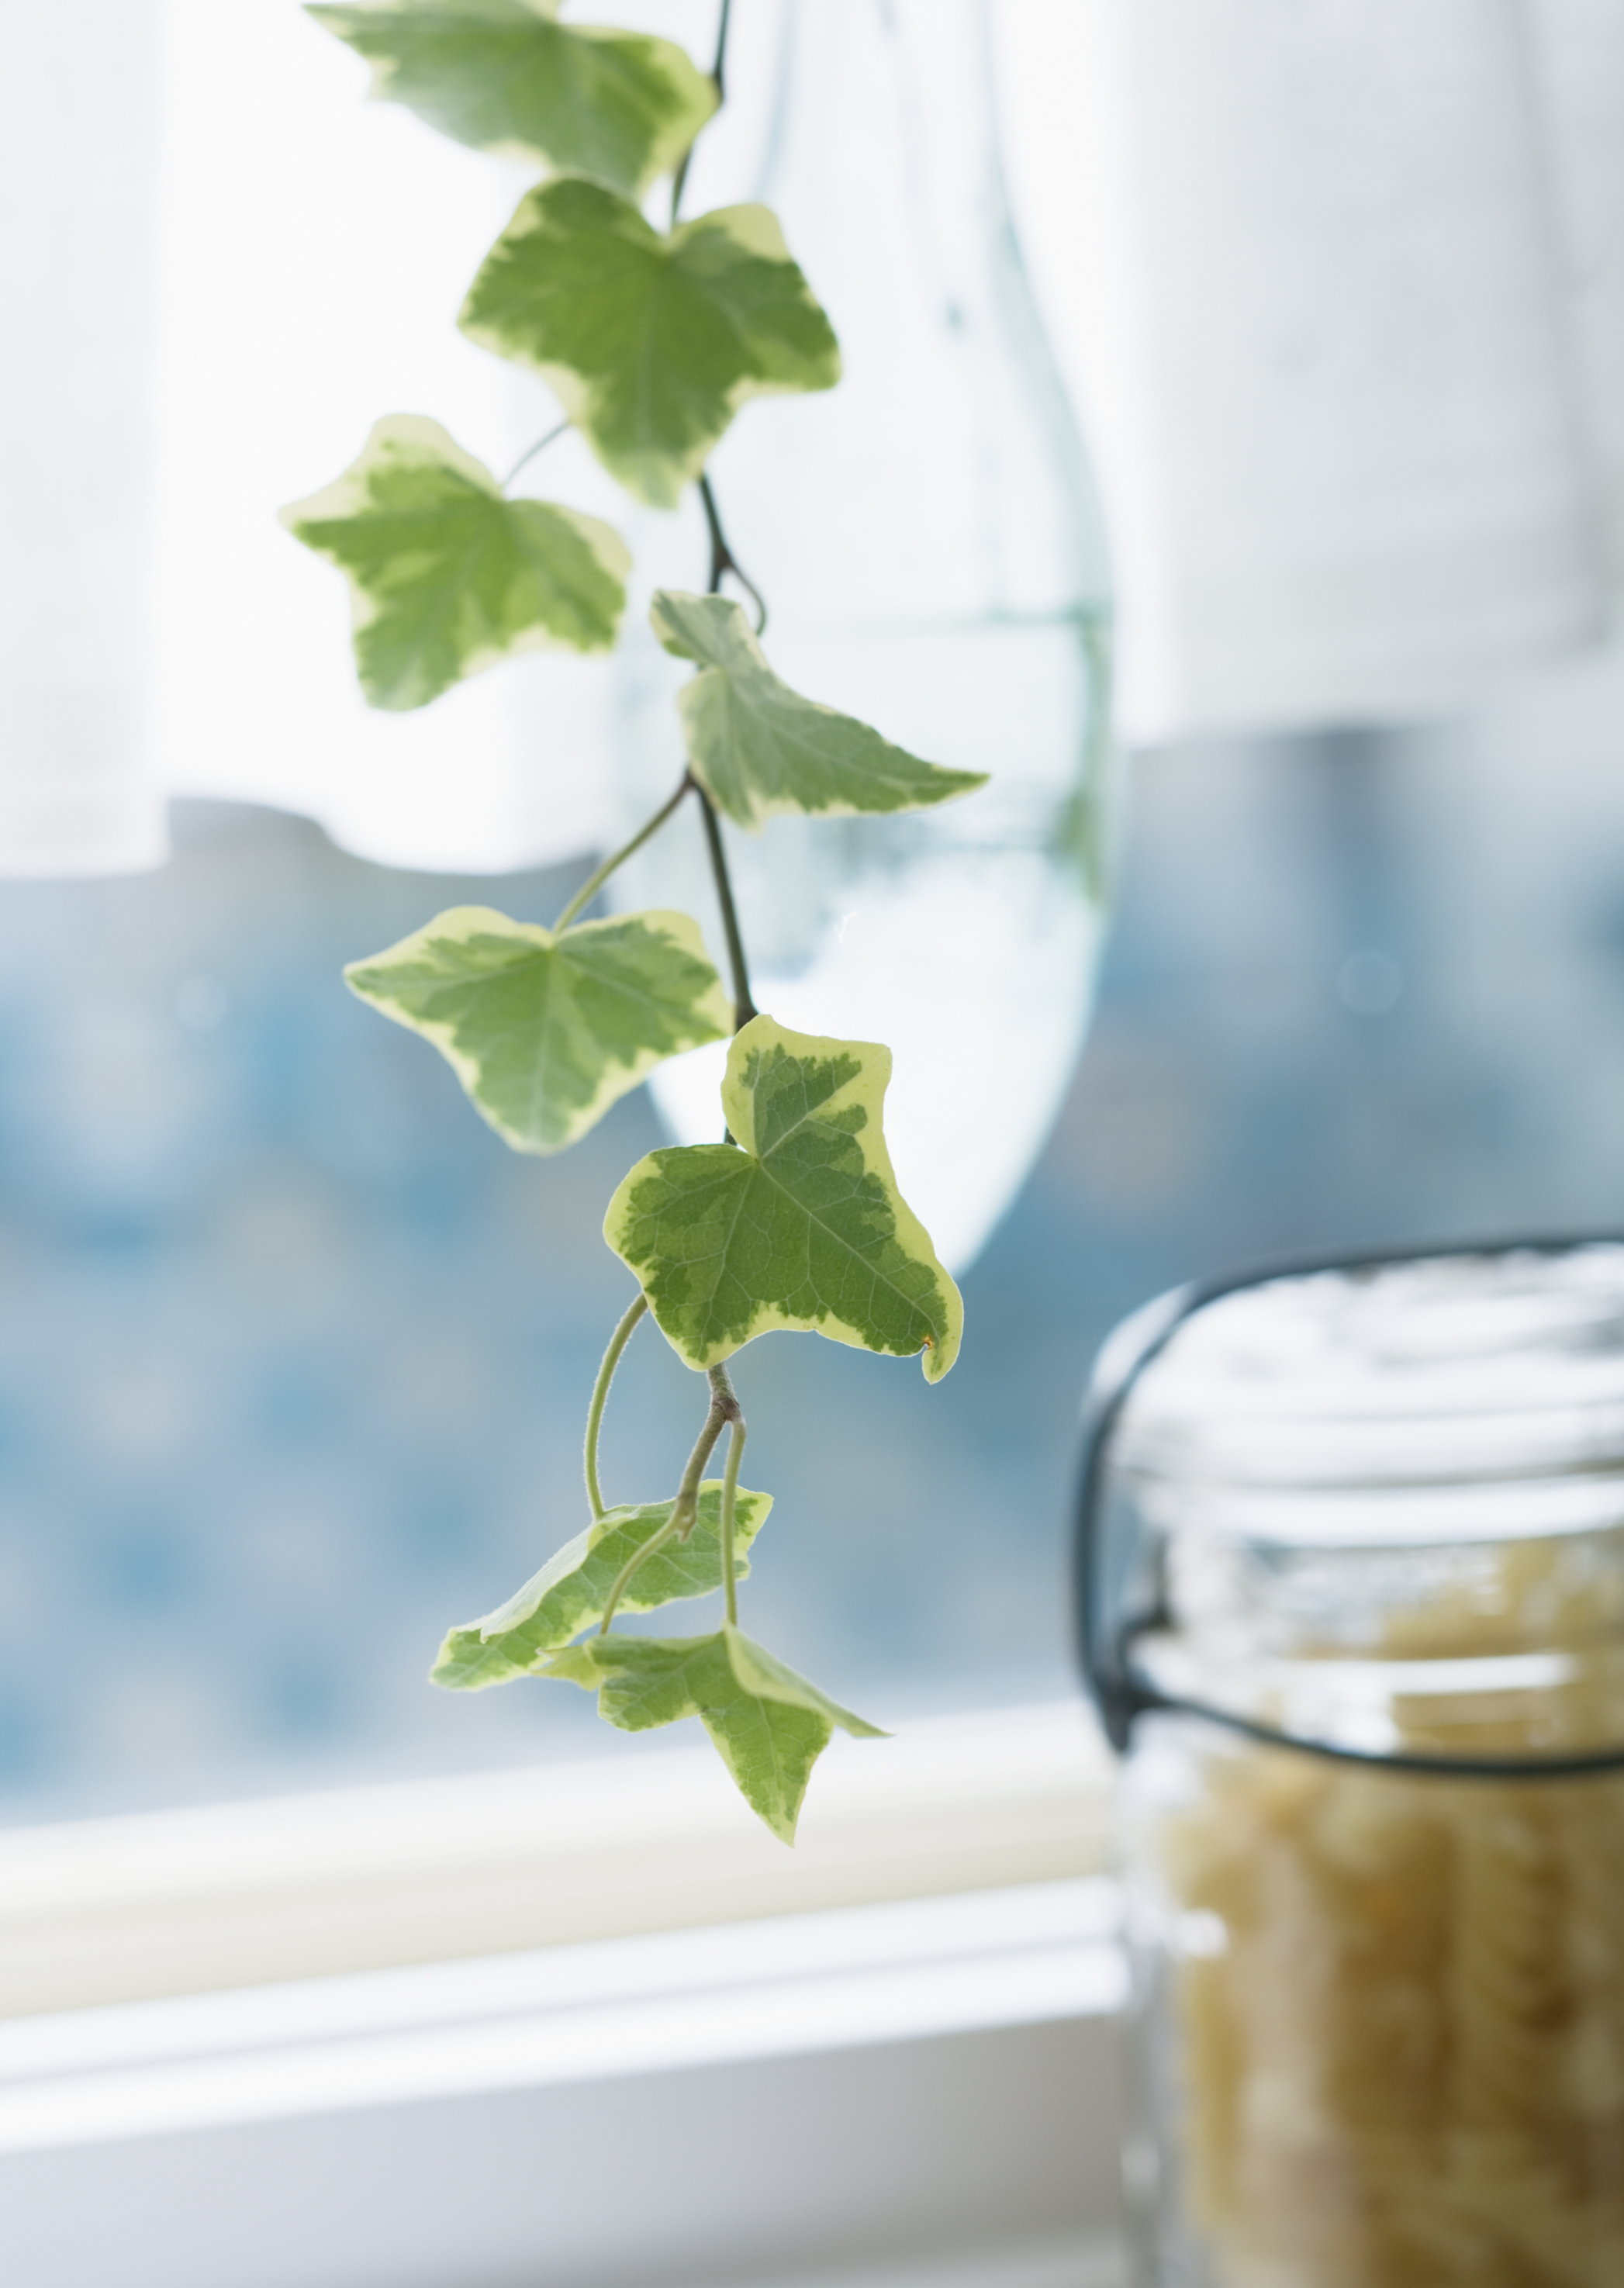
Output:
[719, 1412, 745, 1628]
[583, 1290, 649, 1520]
[552, 774, 696, 933]
[502, 419, 570, 492]
[599, 1360, 743, 1635]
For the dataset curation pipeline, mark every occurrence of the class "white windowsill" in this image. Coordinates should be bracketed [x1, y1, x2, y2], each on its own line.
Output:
[0, 1881, 1128, 2288]
[0, 1700, 1114, 2015]
[0, 1703, 1127, 2288]
[0, 1877, 1125, 2151]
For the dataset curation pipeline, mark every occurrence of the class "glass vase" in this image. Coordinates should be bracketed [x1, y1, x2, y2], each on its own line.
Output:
[609, 0, 1115, 1273]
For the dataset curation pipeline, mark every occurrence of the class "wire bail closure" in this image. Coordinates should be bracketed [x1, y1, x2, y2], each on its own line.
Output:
[1073, 1238, 1624, 1782]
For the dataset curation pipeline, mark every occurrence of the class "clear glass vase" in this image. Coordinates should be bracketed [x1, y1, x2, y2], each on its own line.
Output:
[609, 0, 1115, 1273]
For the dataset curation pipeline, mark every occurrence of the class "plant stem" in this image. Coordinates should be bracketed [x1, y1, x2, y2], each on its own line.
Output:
[552, 774, 695, 932]
[703, 1364, 744, 1614]
[711, 0, 734, 101]
[698, 472, 768, 634]
[693, 469, 764, 1029]
[598, 1363, 744, 1633]
[669, 1363, 741, 1543]
[696, 790, 758, 1029]
[719, 1412, 745, 1628]
[665, 3, 762, 1045]
[583, 1291, 649, 1521]
[670, 0, 734, 224]
[502, 420, 569, 491]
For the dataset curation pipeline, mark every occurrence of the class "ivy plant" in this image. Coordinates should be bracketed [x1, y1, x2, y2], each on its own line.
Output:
[285, 0, 986, 1844]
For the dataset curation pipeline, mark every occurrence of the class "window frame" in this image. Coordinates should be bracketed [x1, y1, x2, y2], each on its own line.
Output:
[0, 1702, 1126, 2287]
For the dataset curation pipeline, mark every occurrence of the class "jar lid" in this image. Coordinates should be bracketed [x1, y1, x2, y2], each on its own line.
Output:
[1117, 1245, 1624, 1522]
[1076, 1242, 1624, 1769]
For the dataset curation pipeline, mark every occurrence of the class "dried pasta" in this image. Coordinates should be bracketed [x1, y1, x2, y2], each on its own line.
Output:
[1143, 1545, 1624, 2286]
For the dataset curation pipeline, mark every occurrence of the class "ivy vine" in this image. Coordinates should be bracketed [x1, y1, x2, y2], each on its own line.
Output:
[283, 0, 984, 1844]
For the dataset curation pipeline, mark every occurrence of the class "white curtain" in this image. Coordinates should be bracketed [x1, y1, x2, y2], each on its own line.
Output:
[0, 1, 166, 873]
[3, 0, 1623, 874]
[3, 0, 631, 880]
[1046, 0, 1624, 743]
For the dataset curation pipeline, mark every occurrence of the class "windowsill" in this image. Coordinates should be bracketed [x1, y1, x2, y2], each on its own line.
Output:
[0, 1877, 1125, 2154]
[0, 1705, 1125, 2288]
[0, 1700, 1114, 2016]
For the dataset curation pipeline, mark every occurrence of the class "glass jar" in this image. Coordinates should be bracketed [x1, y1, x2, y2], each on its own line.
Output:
[1077, 1245, 1624, 2288]
[610, 0, 1115, 1273]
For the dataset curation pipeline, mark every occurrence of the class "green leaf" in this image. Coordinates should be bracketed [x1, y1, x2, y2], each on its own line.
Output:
[280, 414, 627, 710]
[431, 1481, 772, 1689]
[459, 181, 840, 508]
[347, 904, 731, 1154]
[603, 1014, 963, 1381]
[541, 1623, 886, 1844]
[651, 591, 988, 831]
[306, 0, 717, 196]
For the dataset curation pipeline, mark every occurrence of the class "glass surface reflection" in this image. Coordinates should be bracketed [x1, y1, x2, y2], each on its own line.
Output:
[5, 696, 1624, 1820]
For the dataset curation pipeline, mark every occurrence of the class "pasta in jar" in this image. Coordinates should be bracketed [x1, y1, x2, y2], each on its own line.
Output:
[1126, 1546, 1624, 2288]
[1083, 1249, 1624, 2288]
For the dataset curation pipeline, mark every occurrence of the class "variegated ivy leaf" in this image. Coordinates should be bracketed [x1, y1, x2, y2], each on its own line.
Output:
[652, 590, 988, 831]
[604, 1015, 962, 1381]
[432, 1481, 772, 1690]
[347, 905, 731, 1155]
[459, 180, 840, 508]
[280, 415, 627, 710]
[543, 1623, 885, 1844]
[306, 0, 716, 197]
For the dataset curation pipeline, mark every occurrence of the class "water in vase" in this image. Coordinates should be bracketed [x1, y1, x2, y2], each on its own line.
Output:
[610, 0, 1116, 1274]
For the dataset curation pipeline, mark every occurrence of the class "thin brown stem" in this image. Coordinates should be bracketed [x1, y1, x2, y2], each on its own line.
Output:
[711, 0, 734, 100]
[667, 13, 762, 1070]
[667, 1363, 741, 1546]
[671, 0, 734, 224]
[697, 790, 758, 1031]
[693, 473, 762, 1036]
[698, 472, 768, 634]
